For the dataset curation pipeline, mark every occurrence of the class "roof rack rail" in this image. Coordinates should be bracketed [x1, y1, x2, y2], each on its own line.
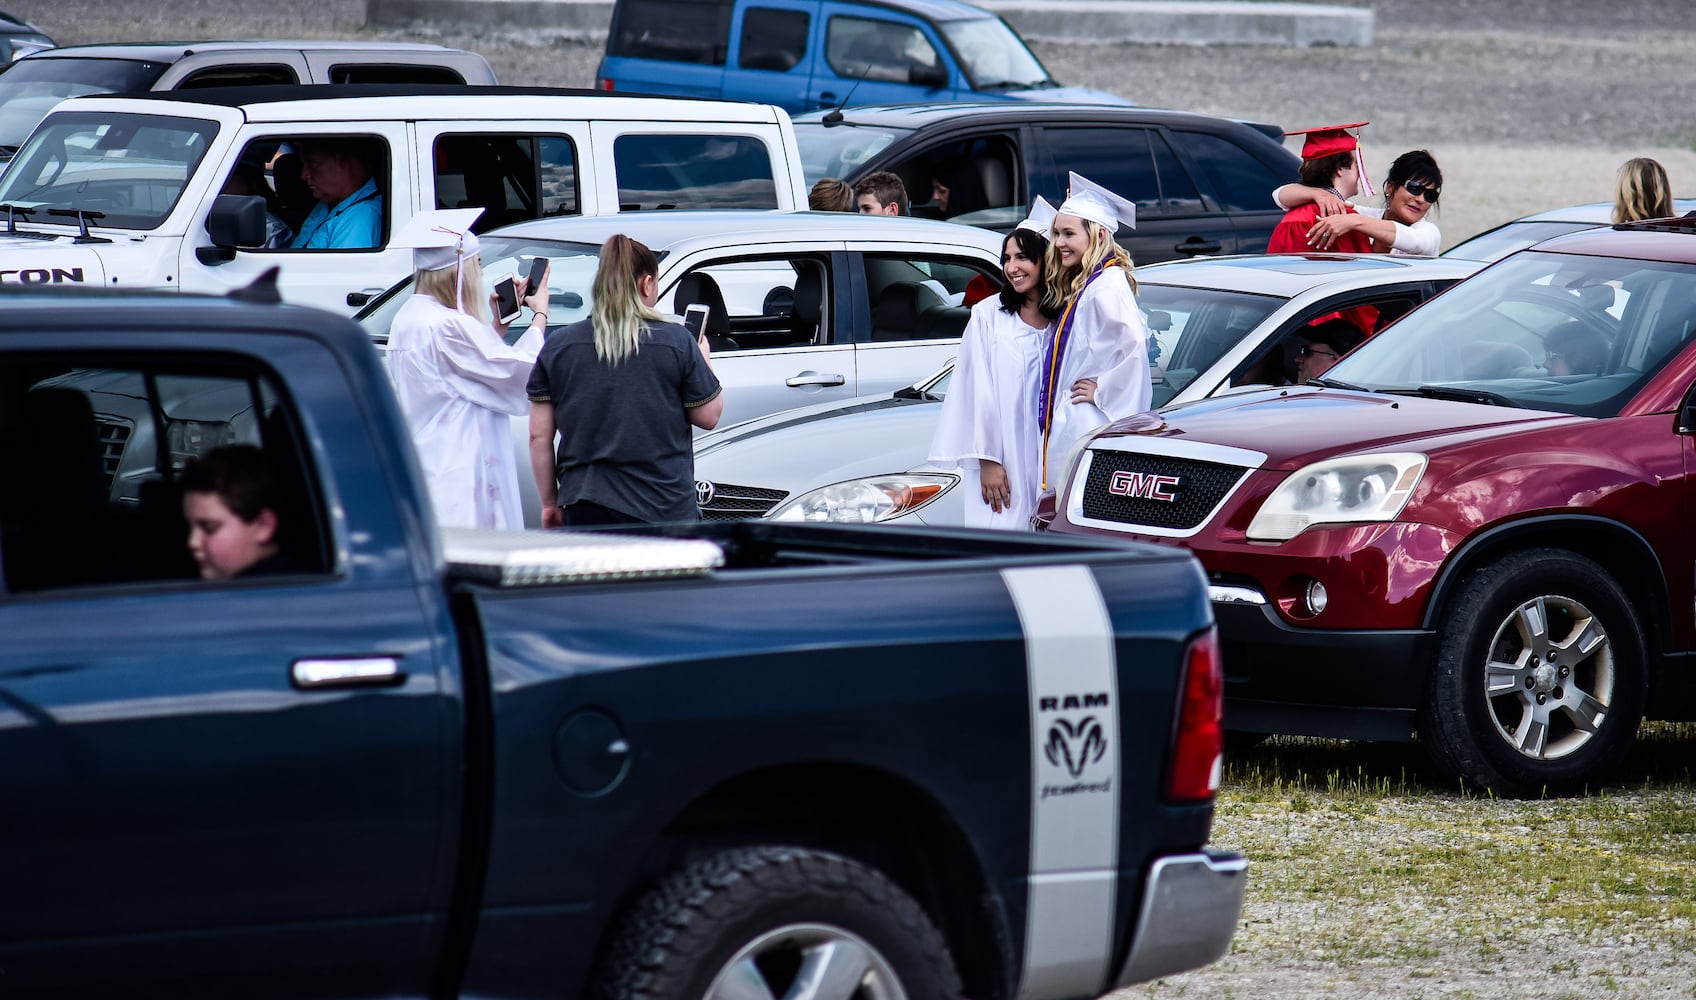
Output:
[1612, 211, 1696, 234]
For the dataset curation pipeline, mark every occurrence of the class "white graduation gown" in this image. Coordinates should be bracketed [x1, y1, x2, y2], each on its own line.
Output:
[928, 298, 1047, 529]
[387, 295, 543, 530]
[1041, 266, 1153, 489]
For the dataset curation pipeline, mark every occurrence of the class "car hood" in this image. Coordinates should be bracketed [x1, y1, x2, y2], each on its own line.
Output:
[694, 392, 942, 489]
[1098, 387, 1581, 471]
[999, 84, 1130, 105]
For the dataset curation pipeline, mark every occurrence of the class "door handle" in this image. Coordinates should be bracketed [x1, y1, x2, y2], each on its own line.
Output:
[291, 657, 405, 690]
[1174, 240, 1222, 256]
[786, 371, 847, 387]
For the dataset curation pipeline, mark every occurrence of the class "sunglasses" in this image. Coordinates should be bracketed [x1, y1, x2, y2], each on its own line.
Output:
[1297, 345, 1340, 359]
[1402, 180, 1441, 203]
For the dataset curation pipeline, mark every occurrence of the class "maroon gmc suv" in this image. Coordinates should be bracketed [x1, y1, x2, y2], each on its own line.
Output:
[1051, 219, 1696, 796]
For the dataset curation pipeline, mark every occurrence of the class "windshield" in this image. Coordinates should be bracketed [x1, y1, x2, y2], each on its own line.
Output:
[0, 110, 217, 230]
[360, 236, 608, 345]
[1330, 250, 1696, 417]
[938, 17, 1052, 90]
[1137, 282, 1286, 405]
[793, 122, 903, 185]
[0, 59, 168, 153]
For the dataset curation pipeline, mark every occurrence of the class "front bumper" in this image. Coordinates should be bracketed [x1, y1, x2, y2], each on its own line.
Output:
[1114, 849, 1248, 988]
[1210, 586, 1434, 740]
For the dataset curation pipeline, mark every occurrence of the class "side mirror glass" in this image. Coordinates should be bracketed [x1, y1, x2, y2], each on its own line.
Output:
[205, 194, 267, 249]
[908, 62, 948, 89]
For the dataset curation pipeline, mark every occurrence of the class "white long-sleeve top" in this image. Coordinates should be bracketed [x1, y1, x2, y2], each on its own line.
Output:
[928, 297, 1047, 529]
[1272, 189, 1441, 256]
[1041, 266, 1152, 490]
[388, 295, 543, 530]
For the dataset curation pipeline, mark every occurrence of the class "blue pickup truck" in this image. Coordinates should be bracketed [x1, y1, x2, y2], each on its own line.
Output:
[0, 286, 1243, 998]
[595, 0, 1125, 112]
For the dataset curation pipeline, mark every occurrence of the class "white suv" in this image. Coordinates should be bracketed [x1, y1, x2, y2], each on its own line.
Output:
[0, 85, 808, 313]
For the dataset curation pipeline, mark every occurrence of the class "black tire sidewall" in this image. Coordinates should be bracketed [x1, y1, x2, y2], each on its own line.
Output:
[1428, 548, 1646, 796]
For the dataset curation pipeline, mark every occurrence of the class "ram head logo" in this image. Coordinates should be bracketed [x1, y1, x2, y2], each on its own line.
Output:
[1045, 716, 1107, 778]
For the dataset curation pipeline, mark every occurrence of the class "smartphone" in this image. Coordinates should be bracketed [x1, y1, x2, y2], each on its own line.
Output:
[493, 274, 521, 325]
[682, 303, 710, 343]
[526, 255, 550, 293]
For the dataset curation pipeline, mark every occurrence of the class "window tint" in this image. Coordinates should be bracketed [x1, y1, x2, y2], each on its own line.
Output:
[1151, 131, 1204, 214]
[826, 16, 940, 83]
[863, 254, 996, 342]
[614, 134, 778, 210]
[608, 0, 734, 64]
[1042, 127, 1161, 218]
[665, 256, 830, 349]
[895, 133, 1019, 224]
[0, 358, 328, 592]
[740, 8, 809, 71]
[177, 65, 299, 88]
[434, 133, 579, 232]
[331, 65, 466, 84]
[1169, 130, 1290, 213]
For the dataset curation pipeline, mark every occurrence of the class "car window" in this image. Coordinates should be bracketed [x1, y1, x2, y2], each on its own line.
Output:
[893, 133, 1019, 221]
[0, 357, 330, 592]
[793, 121, 903, 183]
[862, 253, 995, 342]
[664, 255, 832, 350]
[0, 110, 217, 230]
[1134, 283, 1285, 405]
[937, 17, 1050, 89]
[1227, 291, 1426, 392]
[1334, 250, 1696, 417]
[1441, 221, 1598, 263]
[607, 0, 734, 64]
[434, 133, 579, 232]
[1042, 127, 1162, 218]
[613, 134, 779, 210]
[1151, 131, 1204, 214]
[0, 58, 170, 152]
[826, 15, 940, 83]
[177, 65, 299, 88]
[739, 7, 809, 71]
[245, 134, 389, 251]
[331, 65, 467, 84]
[1168, 130, 1291, 214]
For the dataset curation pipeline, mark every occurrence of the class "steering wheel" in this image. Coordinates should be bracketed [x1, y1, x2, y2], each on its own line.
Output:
[1501, 285, 1618, 342]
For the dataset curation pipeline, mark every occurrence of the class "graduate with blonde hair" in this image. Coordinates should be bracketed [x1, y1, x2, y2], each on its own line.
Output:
[1037, 173, 1153, 491]
[387, 208, 550, 530]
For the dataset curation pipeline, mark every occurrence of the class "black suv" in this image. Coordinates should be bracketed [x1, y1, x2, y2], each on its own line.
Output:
[796, 102, 1297, 265]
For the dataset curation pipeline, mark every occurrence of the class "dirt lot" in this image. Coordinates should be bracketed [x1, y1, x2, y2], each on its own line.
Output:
[13, 1, 1696, 996]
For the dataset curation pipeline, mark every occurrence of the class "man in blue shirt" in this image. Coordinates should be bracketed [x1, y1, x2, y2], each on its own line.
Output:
[290, 140, 383, 249]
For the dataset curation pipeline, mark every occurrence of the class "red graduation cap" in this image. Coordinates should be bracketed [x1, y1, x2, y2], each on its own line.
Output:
[1284, 121, 1369, 161]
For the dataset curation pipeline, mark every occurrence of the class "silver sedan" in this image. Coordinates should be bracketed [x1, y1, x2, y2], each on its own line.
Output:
[693, 253, 1483, 526]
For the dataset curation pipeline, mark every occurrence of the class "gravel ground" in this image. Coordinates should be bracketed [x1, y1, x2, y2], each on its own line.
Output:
[13, 1, 1696, 996]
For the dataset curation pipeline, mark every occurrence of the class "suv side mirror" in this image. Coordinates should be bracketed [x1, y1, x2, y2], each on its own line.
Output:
[199, 194, 268, 264]
[908, 62, 948, 89]
[1679, 398, 1696, 436]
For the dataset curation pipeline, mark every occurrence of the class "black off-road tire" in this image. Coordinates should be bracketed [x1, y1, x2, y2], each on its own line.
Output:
[1419, 548, 1646, 797]
[591, 845, 963, 1000]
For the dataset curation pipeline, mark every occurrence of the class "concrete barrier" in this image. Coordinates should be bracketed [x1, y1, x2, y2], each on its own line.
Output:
[366, 0, 1373, 47]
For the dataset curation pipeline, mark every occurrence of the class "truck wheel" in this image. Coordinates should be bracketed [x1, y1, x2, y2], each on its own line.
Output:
[593, 845, 962, 1000]
[1421, 548, 1645, 797]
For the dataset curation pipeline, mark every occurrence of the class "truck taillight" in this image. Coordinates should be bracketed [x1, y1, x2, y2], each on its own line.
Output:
[1166, 628, 1223, 803]
[597, 77, 615, 91]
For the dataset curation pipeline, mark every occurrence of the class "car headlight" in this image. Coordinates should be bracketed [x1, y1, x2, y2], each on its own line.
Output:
[769, 474, 956, 523]
[1246, 453, 1426, 542]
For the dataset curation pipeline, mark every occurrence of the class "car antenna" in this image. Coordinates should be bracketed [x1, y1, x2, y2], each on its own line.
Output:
[228, 266, 283, 304]
[821, 73, 867, 126]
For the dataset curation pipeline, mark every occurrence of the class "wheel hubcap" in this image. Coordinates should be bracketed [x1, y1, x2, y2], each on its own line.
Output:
[1483, 594, 1613, 760]
[705, 922, 907, 1000]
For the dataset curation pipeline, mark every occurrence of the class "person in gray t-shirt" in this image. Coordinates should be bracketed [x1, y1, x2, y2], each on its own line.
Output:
[527, 235, 723, 526]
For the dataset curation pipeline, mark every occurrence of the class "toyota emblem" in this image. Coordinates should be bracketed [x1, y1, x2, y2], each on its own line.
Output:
[695, 480, 716, 506]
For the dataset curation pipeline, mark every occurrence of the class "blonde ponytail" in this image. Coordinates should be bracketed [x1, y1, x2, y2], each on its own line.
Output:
[591, 235, 664, 364]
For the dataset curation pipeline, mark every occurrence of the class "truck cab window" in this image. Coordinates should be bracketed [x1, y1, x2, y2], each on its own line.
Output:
[614, 134, 778, 210]
[0, 359, 329, 593]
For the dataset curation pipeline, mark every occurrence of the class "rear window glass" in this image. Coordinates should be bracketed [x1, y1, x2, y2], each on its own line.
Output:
[1169, 130, 1292, 214]
[614, 134, 778, 210]
[739, 7, 809, 71]
[608, 0, 734, 64]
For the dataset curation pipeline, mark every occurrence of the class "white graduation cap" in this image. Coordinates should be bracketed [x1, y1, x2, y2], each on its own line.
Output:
[1016, 195, 1058, 237]
[392, 208, 484, 312]
[1057, 171, 1137, 231]
[392, 207, 484, 271]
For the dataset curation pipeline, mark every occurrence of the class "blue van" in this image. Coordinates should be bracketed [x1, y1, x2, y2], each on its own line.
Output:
[595, 0, 1126, 113]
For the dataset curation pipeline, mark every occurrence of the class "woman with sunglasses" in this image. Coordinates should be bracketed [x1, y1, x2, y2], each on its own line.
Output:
[1278, 149, 1444, 256]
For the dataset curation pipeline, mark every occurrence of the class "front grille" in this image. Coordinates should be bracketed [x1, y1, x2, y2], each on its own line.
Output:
[699, 482, 788, 521]
[95, 417, 133, 494]
[1080, 451, 1248, 531]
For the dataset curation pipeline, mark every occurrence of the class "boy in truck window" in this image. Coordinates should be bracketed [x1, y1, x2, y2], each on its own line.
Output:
[181, 445, 291, 580]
